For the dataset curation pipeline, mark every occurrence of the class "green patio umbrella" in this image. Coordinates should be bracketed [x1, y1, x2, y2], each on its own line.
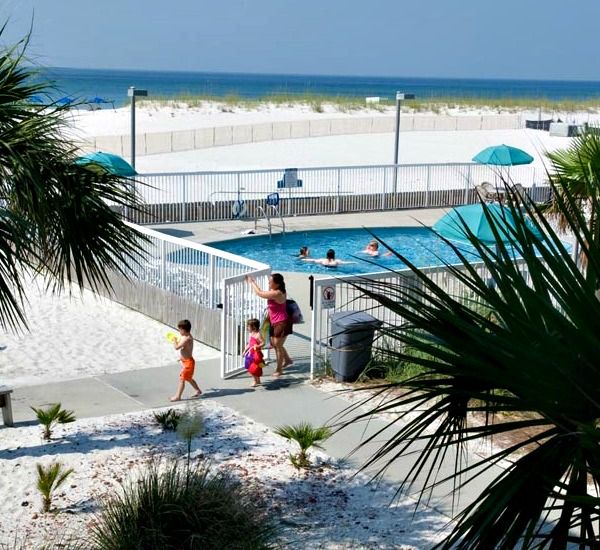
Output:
[472, 144, 534, 166]
[75, 151, 137, 176]
[433, 203, 540, 245]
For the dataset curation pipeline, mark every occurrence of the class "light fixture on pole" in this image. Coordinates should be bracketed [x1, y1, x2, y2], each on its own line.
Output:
[127, 86, 148, 169]
[393, 92, 415, 192]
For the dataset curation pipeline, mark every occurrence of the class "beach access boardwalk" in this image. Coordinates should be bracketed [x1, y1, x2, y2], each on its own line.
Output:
[9, 354, 503, 520]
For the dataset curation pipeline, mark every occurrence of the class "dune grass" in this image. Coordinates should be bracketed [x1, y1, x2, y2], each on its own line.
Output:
[137, 92, 600, 114]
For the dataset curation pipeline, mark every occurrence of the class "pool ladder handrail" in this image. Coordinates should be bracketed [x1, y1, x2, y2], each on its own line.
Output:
[254, 204, 285, 237]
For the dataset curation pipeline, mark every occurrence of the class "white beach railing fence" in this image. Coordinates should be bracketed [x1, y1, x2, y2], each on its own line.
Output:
[100, 223, 270, 378]
[128, 163, 549, 224]
[309, 260, 530, 379]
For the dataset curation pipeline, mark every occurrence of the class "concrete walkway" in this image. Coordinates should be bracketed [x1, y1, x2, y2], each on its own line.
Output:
[8, 352, 502, 520]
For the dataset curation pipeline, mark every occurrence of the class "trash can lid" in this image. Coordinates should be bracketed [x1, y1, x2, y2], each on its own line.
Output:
[331, 310, 382, 329]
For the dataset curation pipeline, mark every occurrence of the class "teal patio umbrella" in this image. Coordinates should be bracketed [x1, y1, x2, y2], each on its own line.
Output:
[75, 151, 137, 176]
[472, 144, 534, 166]
[433, 203, 540, 246]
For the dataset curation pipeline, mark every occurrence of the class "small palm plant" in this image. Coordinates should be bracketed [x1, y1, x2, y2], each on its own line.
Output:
[31, 403, 76, 440]
[176, 411, 204, 470]
[36, 462, 74, 513]
[153, 408, 182, 431]
[274, 422, 332, 469]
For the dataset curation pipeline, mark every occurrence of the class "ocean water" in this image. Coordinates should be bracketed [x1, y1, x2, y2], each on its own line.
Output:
[36, 67, 600, 108]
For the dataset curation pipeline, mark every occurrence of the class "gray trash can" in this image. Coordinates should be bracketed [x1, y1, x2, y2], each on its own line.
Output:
[331, 311, 382, 382]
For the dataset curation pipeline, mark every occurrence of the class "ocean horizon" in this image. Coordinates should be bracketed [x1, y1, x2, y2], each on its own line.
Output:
[36, 67, 600, 107]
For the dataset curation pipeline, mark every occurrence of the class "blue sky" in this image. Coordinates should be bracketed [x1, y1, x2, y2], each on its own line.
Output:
[1, 0, 599, 80]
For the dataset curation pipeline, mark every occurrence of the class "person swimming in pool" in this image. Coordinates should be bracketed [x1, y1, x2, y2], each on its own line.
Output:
[303, 248, 352, 267]
[297, 246, 310, 258]
[363, 239, 393, 257]
[363, 240, 380, 256]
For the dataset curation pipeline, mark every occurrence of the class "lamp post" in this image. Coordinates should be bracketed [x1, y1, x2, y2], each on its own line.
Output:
[127, 86, 148, 169]
[393, 91, 415, 192]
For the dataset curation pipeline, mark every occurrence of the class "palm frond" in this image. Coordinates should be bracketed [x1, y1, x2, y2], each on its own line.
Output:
[338, 180, 600, 547]
[0, 29, 148, 332]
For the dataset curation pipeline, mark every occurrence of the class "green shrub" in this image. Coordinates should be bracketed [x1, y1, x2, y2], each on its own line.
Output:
[31, 403, 75, 440]
[90, 460, 277, 550]
[153, 408, 182, 431]
[310, 100, 324, 113]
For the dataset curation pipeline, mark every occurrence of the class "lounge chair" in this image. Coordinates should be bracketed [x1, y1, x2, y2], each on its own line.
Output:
[513, 183, 528, 204]
[475, 182, 499, 202]
[481, 182, 501, 202]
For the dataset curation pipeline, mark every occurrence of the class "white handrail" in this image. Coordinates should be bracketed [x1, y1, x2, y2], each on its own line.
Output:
[126, 221, 269, 271]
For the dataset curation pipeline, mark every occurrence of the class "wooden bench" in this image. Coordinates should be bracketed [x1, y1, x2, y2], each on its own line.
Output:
[0, 387, 14, 427]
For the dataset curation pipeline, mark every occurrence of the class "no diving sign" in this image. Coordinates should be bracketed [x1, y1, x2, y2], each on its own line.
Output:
[322, 286, 336, 309]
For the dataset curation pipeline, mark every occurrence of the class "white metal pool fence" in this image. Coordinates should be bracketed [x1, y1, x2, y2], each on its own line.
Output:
[128, 163, 550, 224]
[309, 260, 530, 379]
[101, 223, 537, 382]
[101, 223, 271, 378]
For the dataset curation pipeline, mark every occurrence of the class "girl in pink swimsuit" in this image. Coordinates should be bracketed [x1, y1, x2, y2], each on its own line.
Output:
[242, 318, 265, 387]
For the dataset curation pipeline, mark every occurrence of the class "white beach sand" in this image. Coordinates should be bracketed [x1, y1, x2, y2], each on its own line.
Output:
[0, 402, 449, 549]
[67, 102, 583, 173]
[0, 278, 219, 388]
[135, 128, 570, 173]
[69, 101, 393, 137]
[68, 101, 600, 139]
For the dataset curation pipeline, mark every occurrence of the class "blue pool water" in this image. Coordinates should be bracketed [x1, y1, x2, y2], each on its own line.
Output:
[204, 227, 480, 274]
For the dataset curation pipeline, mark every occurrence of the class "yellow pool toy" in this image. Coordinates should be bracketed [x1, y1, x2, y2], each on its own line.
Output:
[166, 331, 179, 343]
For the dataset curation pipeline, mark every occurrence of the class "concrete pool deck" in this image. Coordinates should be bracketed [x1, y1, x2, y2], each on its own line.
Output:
[148, 207, 448, 244]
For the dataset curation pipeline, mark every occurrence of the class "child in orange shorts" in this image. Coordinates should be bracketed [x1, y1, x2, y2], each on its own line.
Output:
[170, 319, 202, 402]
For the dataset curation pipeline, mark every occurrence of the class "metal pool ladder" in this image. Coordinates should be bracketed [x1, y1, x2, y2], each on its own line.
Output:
[254, 193, 285, 237]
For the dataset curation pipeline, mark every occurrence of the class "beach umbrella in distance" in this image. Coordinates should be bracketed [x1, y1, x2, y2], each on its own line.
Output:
[88, 96, 115, 108]
[56, 96, 75, 106]
[433, 203, 540, 245]
[75, 151, 137, 177]
[472, 144, 534, 166]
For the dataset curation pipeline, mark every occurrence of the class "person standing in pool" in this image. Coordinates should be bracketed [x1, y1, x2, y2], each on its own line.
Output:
[246, 273, 293, 377]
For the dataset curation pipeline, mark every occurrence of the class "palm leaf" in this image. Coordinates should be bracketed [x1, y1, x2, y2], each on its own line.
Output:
[337, 181, 600, 547]
[0, 29, 148, 332]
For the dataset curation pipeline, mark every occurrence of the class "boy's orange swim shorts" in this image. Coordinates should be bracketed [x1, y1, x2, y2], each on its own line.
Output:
[179, 357, 195, 381]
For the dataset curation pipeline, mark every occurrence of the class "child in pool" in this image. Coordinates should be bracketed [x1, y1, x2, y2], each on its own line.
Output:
[363, 240, 392, 257]
[363, 240, 380, 256]
[297, 246, 310, 258]
[242, 318, 265, 387]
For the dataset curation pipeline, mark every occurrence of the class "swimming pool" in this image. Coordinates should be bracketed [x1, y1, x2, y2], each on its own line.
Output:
[203, 227, 481, 274]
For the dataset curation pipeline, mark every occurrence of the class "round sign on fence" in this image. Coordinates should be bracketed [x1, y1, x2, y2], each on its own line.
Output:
[322, 285, 336, 309]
